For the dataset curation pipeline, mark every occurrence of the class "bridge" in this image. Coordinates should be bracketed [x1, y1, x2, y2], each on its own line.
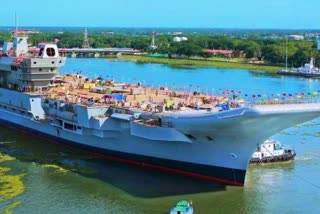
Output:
[58, 47, 141, 57]
[1, 47, 141, 58]
[59, 48, 140, 54]
[28, 47, 141, 58]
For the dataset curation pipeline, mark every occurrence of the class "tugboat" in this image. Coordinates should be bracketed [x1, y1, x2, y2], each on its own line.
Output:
[169, 200, 193, 214]
[277, 58, 320, 78]
[250, 139, 296, 164]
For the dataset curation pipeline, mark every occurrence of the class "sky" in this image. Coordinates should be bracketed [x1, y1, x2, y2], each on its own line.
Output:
[1, 0, 320, 29]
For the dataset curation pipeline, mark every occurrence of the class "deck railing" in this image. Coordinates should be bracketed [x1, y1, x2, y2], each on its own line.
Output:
[249, 96, 320, 106]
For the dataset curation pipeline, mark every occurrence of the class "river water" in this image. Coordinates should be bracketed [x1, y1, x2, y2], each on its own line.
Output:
[0, 58, 320, 214]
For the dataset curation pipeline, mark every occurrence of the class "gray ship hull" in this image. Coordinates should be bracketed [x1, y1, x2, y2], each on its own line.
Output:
[1, 89, 320, 186]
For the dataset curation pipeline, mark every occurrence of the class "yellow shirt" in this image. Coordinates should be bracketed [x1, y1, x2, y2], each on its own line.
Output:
[166, 100, 171, 108]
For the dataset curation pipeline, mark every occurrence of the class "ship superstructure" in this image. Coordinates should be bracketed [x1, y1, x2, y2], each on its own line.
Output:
[0, 34, 65, 91]
[0, 34, 320, 186]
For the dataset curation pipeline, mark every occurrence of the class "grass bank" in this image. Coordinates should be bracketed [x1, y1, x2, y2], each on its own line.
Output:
[118, 55, 282, 73]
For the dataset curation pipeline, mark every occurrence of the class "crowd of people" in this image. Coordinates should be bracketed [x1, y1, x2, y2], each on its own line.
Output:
[44, 74, 242, 113]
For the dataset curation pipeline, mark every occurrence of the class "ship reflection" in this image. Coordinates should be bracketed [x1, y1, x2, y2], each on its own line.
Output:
[0, 125, 226, 198]
[77, 159, 226, 197]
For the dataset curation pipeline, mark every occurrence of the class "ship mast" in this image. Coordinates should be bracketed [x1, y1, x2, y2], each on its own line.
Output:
[14, 13, 18, 37]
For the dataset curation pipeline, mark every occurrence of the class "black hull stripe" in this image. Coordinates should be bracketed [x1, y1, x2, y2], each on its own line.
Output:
[0, 119, 246, 186]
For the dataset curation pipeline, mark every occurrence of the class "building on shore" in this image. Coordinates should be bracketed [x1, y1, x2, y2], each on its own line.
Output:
[202, 49, 233, 58]
[288, 35, 304, 40]
[10, 29, 40, 35]
[173, 37, 188, 42]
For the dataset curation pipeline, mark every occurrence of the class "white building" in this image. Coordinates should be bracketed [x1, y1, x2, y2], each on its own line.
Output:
[288, 35, 304, 40]
[173, 37, 188, 42]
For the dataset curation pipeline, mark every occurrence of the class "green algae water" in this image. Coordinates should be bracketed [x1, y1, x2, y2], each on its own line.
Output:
[1, 122, 320, 214]
[1, 58, 320, 213]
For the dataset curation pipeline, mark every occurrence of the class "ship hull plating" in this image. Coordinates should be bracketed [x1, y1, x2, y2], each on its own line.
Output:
[1, 90, 320, 186]
[0, 117, 246, 185]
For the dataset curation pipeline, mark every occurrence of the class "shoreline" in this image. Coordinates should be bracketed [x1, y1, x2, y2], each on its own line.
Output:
[117, 55, 282, 73]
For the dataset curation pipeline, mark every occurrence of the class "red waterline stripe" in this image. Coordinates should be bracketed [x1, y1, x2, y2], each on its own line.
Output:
[78, 149, 244, 186]
[2, 123, 244, 186]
